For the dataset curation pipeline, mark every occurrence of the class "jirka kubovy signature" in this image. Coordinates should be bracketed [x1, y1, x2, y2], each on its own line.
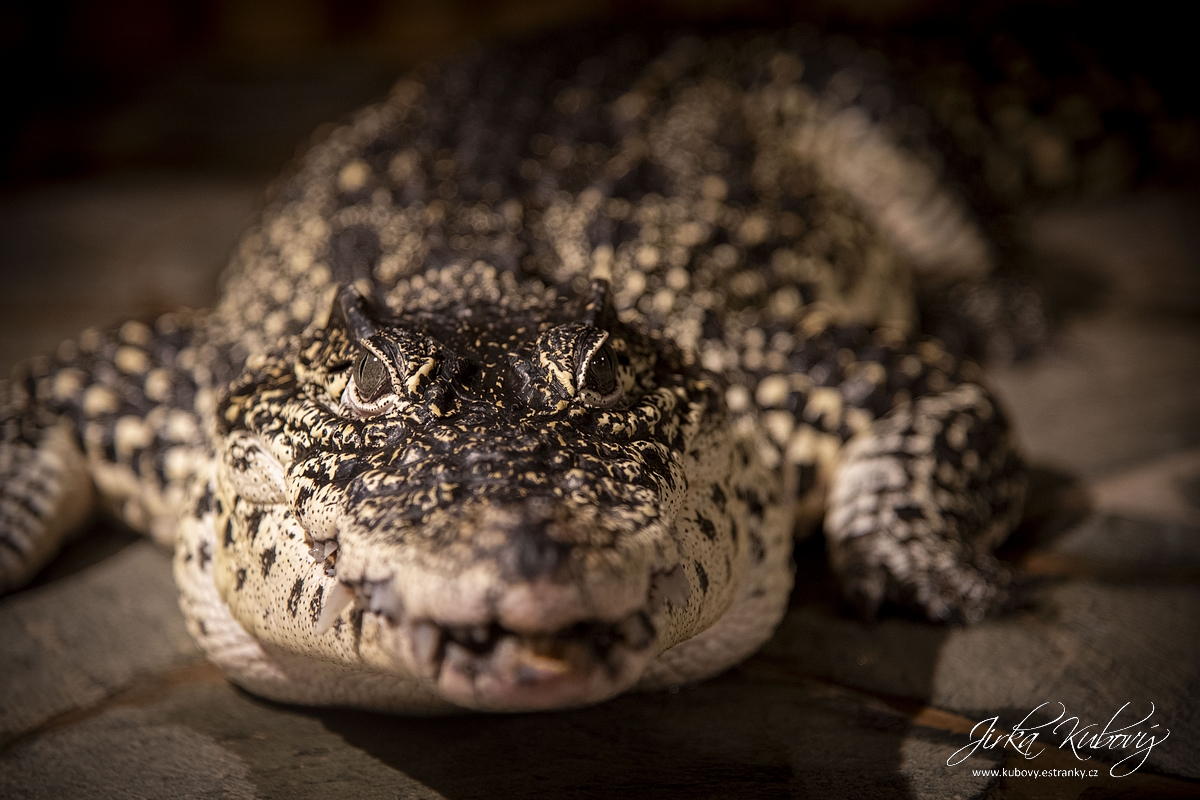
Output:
[947, 702, 1169, 777]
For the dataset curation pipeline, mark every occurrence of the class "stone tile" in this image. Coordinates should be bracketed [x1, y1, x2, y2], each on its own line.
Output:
[989, 314, 1200, 479]
[0, 665, 1002, 799]
[994, 196, 1200, 481]
[0, 541, 201, 743]
[0, 705, 258, 800]
[1088, 447, 1200, 530]
[1044, 514, 1200, 569]
[899, 736, 1003, 800]
[760, 603, 950, 703]
[765, 579, 1200, 781]
[1027, 197, 1200, 317]
[931, 581, 1200, 780]
[0, 175, 263, 373]
[1, 681, 445, 800]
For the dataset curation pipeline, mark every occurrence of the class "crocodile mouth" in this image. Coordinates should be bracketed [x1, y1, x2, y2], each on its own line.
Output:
[298, 493, 692, 710]
[398, 608, 658, 711]
[312, 562, 691, 711]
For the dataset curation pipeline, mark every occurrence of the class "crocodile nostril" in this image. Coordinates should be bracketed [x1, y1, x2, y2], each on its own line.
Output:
[502, 517, 574, 581]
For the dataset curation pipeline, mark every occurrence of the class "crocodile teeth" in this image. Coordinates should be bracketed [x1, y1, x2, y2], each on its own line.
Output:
[315, 581, 354, 635]
[410, 621, 444, 678]
[307, 537, 338, 563]
[362, 578, 403, 622]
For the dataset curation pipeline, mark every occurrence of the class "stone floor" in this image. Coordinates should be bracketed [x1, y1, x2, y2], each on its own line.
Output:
[1, 173, 1199, 798]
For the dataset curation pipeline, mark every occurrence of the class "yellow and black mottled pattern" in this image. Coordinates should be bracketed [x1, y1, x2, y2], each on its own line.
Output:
[3, 28, 1028, 709]
[1, 312, 218, 589]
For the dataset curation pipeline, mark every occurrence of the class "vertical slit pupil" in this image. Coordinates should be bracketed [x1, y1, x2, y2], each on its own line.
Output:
[586, 344, 616, 395]
[355, 352, 390, 401]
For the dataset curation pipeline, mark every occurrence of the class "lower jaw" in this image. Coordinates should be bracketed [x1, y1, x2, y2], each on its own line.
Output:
[418, 634, 655, 712]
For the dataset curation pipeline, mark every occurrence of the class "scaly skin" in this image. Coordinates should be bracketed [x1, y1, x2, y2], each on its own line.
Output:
[1, 28, 1023, 712]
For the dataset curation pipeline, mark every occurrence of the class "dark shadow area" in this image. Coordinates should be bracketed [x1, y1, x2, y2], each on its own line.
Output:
[3, 0, 1198, 192]
[1078, 787, 1200, 800]
[24, 517, 141, 591]
[309, 668, 930, 800]
[767, 534, 953, 708]
[1029, 250, 1113, 322]
[998, 464, 1093, 561]
[1181, 470, 1200, 510]
[786, 530, 844, 611]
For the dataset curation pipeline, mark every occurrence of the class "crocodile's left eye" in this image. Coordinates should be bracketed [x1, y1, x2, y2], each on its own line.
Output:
[583, 342, 617, 396]
[353, 352, 390, 401]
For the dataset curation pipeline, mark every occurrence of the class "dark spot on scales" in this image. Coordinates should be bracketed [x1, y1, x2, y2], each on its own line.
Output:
[310, 588, 324, 625]
[287, 577, 305, 617]
[194, 487, 213, 516]
[223, 518, 235, 548]
[694, 561, 709, 593]
[895, 505, 926, 521]
[198, 541, 212, 570]
[934, 431, 967, 469]
[696, 513, 717, 540]
[749, 531, 766, 563]
[247, 509, 265, 543]
[711, 484, 726, 512]
[740, 489, 765, 520]
[261, 546, 277, 578]
[236, 568, 247, 590]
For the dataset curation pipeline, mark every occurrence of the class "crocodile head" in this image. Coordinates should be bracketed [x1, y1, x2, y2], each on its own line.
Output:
[214, 262, 752, 711]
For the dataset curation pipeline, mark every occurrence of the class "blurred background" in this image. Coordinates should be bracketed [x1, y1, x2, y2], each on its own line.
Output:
[3, 0, 1198, 186]
[1, 0, 1197, 506]
[1, 0, 1198, 375]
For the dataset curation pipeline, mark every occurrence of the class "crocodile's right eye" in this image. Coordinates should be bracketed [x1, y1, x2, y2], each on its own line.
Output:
[341, 348, 399, 416]
[353, 352, 390, 401]
[576, 334, 623, 407]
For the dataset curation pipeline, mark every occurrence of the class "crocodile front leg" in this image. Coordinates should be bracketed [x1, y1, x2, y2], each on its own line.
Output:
[726, 313, 1026, 623]
[0, 312, 216, 591]
[825, 381, 1025, 622]
[0, 402, 93, 592]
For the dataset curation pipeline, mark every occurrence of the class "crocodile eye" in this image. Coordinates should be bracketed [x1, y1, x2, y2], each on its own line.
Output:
[353, 352, 391, 401]
[583, 342, 617, 396]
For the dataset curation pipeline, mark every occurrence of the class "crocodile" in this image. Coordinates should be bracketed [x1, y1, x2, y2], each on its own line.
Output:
[1, 28, 1026, 713]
